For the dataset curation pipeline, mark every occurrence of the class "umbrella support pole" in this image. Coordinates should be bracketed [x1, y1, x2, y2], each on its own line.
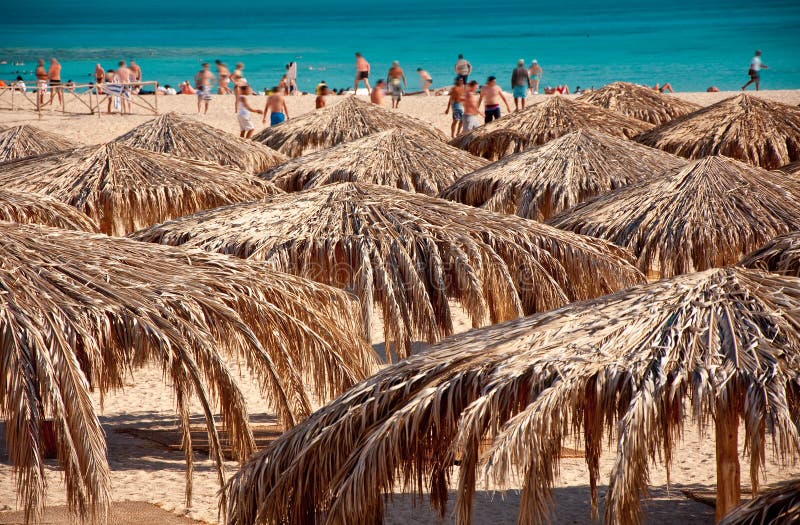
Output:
[714, 399, 740, 523]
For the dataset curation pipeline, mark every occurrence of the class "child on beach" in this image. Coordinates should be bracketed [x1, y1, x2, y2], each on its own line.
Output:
[236, 85, 263, 138]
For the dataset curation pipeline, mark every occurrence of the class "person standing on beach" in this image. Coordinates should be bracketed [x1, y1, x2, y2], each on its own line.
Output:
[461, 80, 482, 133]
[417, 68, 433, 96]
[35, 59, 48, 107]
[371, 79, 385, 105]
[511, 59, 531, 111]
[387, 61, 406, 109]
[478, 76, 510, 124]
[194, 63, 215, 114]
[262, 87, 289, 126]
[528, 59, 542, 95]
[354, 53, 371, 94]
[286, 61, 298, 95]
[742, 50, 768, 91]
[116, 61, 133, 114]
[231, 62, 245, 87]
[454, 54, 472, 84]
[48, 58, 63, 107]
[236, 84, 263, 138]
[94, 63, 105, 92]
[215, 60, 232, 94]
[444, 77, 466, 137]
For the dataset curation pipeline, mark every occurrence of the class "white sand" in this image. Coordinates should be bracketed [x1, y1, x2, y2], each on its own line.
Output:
[1, 90, 800, 524]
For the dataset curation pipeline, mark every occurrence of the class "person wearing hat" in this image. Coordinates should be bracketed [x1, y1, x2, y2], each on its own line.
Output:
[478, 75, 510, 124]
[511, 59, 531, 111]
[528, 59, 543, 95]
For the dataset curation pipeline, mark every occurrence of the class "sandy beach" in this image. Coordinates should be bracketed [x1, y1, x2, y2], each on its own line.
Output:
[2, 90, 800, 524]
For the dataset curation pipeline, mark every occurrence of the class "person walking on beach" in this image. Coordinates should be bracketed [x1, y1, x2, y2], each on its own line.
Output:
[194, 62, 215, 114]
[231, 62, 245, 87]
[263, 87, 289, 126]
[235, 84, 263, 138]
[444, 76, 466, 137]
[479, 76, 510, 124]
[462, 80, 482, 133]
[454, 54, 472, 84]
[387, 61, 406, 108]
[215, 60, 232, 94]
[371, 79, 385, 105]
[511, 59, 531, 111]
[286, 61, 298, 95]
[417, 68, 433, 96]
[528, 59, 542, 95]
[48, 58, 63, 107]
[354, 52, 371, 94]
[742, 50, 768, 91]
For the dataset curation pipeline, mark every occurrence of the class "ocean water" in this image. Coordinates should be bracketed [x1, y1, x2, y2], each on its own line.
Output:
[2, 0, 799, 93]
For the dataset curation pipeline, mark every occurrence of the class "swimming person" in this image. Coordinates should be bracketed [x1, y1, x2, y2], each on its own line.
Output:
[387, 61, 406, 108]
[742, 50, 768, 91]
[263, 87, 289, 126]
[236, 84, 263, 139]
[354, 52, 371, 94]
[417, 68, 433, 96]
[511, 59, 531, 110]
[528, 59, 543, 95]
[454, 54, 472, 84]
[444, 76, 466, 137]
[194, 62, 215, 114]
[478, 76, 510, 124]
[462, 80, 482, 133]
[370, 79, 385, 105]
[48, 58, 63, 107]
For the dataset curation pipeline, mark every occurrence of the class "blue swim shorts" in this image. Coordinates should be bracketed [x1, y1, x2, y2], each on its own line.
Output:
[270, 112, 286, 126]
[513, 85, 528, 99]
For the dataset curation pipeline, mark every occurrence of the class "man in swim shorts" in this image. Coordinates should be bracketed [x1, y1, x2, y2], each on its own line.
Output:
[742, 50, 768, 91]
[387, 61, 406, 108]
[263, 86, 289, 126]
[194, 62, 215, 114]
[510, 59, 531, 111]
[462, 80, 482, 133]
[478, 76, 510, 124]
[48, 58, 63, 107]
[444, 77, 466, 137]
[354, 52, 371, 94]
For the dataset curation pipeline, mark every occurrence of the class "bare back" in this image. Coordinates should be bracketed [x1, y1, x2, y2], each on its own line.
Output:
[48, 63, 61, 81]
[266, 93, 286, 113]
[463, 90, 479, 115]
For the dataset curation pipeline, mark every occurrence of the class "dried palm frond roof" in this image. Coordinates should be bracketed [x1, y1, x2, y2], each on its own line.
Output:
[779, 160, 800, 176]
[260, 128, 488, 195]
[0, 221, 374, 524]
[548, 155, 800, 278]
[0, 142, 282, 236]
[578, 82, 701, 125]
[112, 112, 288, 174]
[0, 124, 75, 162]
[0, 188, 98, 231]
[635, 94, 800, 169]
[225, 267, 800, 525]
[132, 182, 644, 358]
[450, 96, 652, 161]
[719, 479, 800, 525]
[440, 129, 685, 221]
[739, 230, 800, 275]
[252, 96, 447, 157]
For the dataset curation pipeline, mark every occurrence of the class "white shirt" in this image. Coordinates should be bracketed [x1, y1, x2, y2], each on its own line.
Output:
[750, 56, 762, 71]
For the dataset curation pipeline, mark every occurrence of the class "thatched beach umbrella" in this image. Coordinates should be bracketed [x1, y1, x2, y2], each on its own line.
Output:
[0, 188, 98, 231]
[450, 96, 652, 161]
[0, 221, 374, 523]
[578, 82, 701, 125]
[779, 160, 800, 176]
[132, 182, 645, 358]
[548, 155, 800, 278]
[0, 142, 282, 236]
[440, 129, 684, 221]
[719, 479, 800, 525]
[225, 267, 800, 525]
[260, 128, 488, 194]
[113, 112, 288, 174]
[635, 94, 800, 169]
[739, 230, 800, 275]
[0, 124, 75, 162]
[252, 96, 447, 157]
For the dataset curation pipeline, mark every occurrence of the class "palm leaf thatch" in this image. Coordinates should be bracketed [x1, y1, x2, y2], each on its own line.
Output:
[739, 230, 800, 275]
[0, 142, 282, 236]
[132, 182, 645, 358]
[779, 160, 800, 176]
[260, 128, 488, 195]
[0, 221, 374, 524]
[548, 155, 800, 278]
[440, 129, 685, 221]
[635, 94, 800, 169]
[0, 188, 98, 231]
[112, 112, 288, 174]
[719, 479, 800, 525]
[224, 267, 800, 525]
[578, 82, 701, 125]
[449, 96, 652, 161]
[0, 124, 75, 162]
[252, 96, 447, 158]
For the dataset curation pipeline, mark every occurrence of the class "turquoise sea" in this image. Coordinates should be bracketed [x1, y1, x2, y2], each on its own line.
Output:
[2, 0, 799, 93]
